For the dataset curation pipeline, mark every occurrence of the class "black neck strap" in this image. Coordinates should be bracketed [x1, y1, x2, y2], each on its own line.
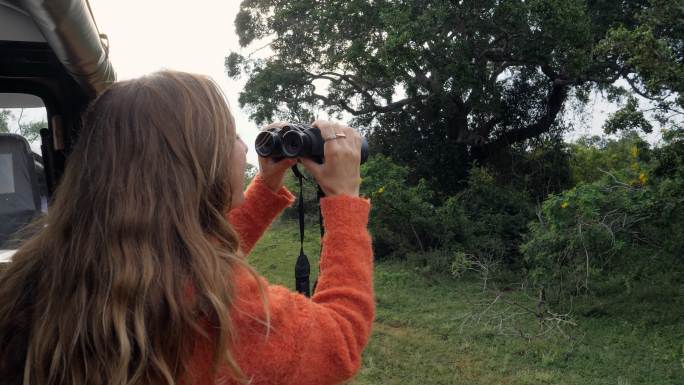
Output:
[312, 186, 325, 295]
[291, 165, 325, 298]
[293, 165, 311, 297]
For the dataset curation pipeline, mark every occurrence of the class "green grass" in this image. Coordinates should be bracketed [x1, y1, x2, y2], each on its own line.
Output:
[249, 220, 684, 385]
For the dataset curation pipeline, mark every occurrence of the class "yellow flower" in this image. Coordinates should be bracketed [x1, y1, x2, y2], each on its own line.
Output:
[377, 186, 385, 194]
[630, 145, 639, 159]
[561, 202, 569, 209]
[639, 172, 648, 185]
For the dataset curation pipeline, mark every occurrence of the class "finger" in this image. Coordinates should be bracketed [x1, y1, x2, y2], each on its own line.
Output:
[341, 125, 360, 142]
[260, 155, 296, 168]
[345, 126, 363, 151]
[348, 126, 363, 151]
[262, 121, 288, 131]
[299, 157, 324, 179]
[345, 125, 359, 138]
[312, 121, 335, 156]
[274, 157, 297, 171]
[312, 120, 335, 140]
[313, 120, 343, 156]
[330, 125, 355, 154]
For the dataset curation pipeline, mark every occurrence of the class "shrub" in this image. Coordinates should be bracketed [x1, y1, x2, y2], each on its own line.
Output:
[522, 134, 684, 303]
[444, 167, 535, 267]
[361, 155, 536, 275]
[569, 131, 651, 185]
[360, 155, 439, 259]
[488, 135, 574, 202]
[521, 177, 654, 301]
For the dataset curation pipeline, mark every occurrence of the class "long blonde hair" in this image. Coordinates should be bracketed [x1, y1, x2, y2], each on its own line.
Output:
[0, 71, 265, 385]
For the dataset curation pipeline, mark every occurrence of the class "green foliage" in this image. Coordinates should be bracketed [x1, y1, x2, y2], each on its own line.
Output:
[439, 168, 534, 268]
[0, 110, 47, 142]
[227, 0, 673, 194]
[17, 120, 46, 143]
[569, 131, 651, 184]
[243, 163, 258, 188]
[360, 155, 438, 259]
[603, 96, 653, 134]
[523, 133, 684, 303]
[0, 111, 45, 143]
[522, 178, 653, 301]
[361, 155, 534, 274]
[0, 110, 10, 133]
[595, 0, 684, 129]
[224, 52, 245, 79]
[648, 129, 684, 257]
[487, 134, 574, 202]
[652, 128, 684, 179]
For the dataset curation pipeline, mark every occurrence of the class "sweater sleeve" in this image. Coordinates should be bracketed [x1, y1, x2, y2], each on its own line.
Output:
[227, 174, 295, 255]
[226, 195, 375, 385]
[290, 195, 375, 384]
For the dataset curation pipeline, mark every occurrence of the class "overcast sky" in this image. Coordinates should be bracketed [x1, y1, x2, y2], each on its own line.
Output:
[89, 0, 264, 165]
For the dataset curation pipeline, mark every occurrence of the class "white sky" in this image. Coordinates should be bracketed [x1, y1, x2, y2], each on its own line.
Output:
[89, 0, 263, 165]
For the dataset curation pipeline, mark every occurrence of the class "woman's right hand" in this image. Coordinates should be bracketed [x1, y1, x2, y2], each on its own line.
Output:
[299, 120, 362, 197]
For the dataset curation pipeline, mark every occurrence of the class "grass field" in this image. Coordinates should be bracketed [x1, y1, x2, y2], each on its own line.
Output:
[248, 220, 684, 385]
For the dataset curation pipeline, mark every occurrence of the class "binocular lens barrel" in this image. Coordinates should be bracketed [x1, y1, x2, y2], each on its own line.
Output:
[282, 130, 308, 157]
[255, 123, 369, 164]
[255, 131, 280, 157]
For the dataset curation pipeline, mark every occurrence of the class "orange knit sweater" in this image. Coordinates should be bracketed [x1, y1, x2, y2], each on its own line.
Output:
[187, 175, 375, 385]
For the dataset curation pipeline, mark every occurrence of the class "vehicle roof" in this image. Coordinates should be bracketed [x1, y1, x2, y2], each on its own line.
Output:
[0, 1, 45, 42]
[0, 0, 116, 96]
[0, 92, 44, 108]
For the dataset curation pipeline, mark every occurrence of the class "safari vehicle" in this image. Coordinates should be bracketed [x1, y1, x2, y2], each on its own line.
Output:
[0, 0, 115, 262]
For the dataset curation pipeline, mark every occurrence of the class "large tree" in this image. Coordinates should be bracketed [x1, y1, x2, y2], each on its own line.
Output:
[227, 0, 680, 193]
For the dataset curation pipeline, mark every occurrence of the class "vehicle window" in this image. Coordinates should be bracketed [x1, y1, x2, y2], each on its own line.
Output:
[0, 93, 49, 248]
[0, 93, 48, 146]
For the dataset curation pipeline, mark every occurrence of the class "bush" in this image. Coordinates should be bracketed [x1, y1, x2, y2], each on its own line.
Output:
[440, 167, 535, 268]
[487, 135, 574, 202]
[521, 177, 654, 301]
[569, 131, 651, 185]
[647, 129, 684, 258]
[523, 134, 684, 304]
[360, 155, 439, 259]
[362, 155, 535, 277]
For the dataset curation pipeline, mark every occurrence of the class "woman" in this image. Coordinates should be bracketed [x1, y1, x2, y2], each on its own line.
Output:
[0, 71, 374, 385]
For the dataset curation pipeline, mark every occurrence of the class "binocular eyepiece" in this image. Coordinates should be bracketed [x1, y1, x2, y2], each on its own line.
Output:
[255, 123, 369, 164]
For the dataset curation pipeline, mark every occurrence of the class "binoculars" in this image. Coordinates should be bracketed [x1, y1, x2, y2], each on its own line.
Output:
[255, 123, 369, 164]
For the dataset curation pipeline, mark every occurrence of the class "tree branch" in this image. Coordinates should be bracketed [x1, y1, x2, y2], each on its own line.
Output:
[624, 74, 666, 102]
[306, 71, 377, 101]
[312, 93, 422, 115]
[483, 83, 569, 149]
[311, 93, 362, 115]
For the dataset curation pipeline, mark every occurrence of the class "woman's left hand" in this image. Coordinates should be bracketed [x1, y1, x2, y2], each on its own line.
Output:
[257, 122, 297, 192]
